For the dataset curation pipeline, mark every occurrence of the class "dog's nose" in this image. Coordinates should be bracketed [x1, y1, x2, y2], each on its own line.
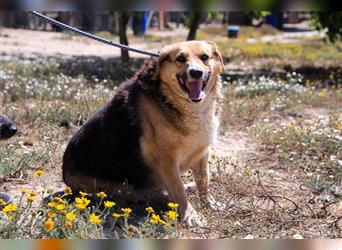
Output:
[9, 125, 17, 135]
[189, 69, 203, 79]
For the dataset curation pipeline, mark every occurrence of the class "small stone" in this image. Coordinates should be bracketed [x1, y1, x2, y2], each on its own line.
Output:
[293, 234, 303, 239]
[244, 234, 254, 239]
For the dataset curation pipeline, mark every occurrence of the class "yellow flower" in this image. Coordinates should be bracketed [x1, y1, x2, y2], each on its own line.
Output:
[89, 213, 102, 224]
[44, 219, 55, 232]
[166, 210, 178, 221]
[20, 188, 30, 194]
[167, 202, 179, 209]
[64, 221, 73, 229]
[48, 202, 56, 208]
[66, 212, 76, 221]
[149, 214, 161, 225]
[0, 199, 6, 206]
[96, 191, 107, 199]
[112, 213, 122, 218]
[75, 197, 91, 210]
[27, 196, 36, 203]
[2, 204, 17, 213]
[121, 208, 132, 216]
[60, 210, 67, 216]
[55, 204, 65, 211]
[104, 201, 116, 208]
[53, 197, 66, 204]
[48, 211, 56, 218]
[64, 187, 72, 195]
[34, 170, 44, 176]
[79, 191, 88, 197]
[145, 207, 155, 213]
[75, 203, 87, 210]
[159, 219, 167, 225]
[30, 191, 38, 196]
[8, 215, 14, 221]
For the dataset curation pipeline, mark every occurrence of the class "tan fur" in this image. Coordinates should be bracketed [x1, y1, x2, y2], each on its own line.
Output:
[139, 41, 223, 226]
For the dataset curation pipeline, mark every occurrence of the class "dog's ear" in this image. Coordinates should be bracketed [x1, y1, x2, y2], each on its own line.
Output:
[206, 41, 224, 73]
[152, 49, 170, 81]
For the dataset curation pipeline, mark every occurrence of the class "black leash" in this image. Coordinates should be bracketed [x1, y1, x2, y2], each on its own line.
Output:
[29, 11, 160, 58]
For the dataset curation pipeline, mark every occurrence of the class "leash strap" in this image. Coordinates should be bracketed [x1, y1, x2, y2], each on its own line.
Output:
[29, 11, 160, 58]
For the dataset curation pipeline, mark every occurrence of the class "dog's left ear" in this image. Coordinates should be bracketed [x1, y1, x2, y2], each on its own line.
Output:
[152, 49, 170, 81]
[206, 41, 224, 73]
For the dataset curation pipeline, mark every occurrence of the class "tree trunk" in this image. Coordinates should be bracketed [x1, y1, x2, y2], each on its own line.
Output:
[118, 12, 130, 64]
[187, 12, 202, 41]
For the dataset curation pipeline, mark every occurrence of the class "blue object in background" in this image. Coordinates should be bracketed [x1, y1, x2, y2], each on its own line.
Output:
[226, 26, 240, 38]
[132, 13, 148, 36]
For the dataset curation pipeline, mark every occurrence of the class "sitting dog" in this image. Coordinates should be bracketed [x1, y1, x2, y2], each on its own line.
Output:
[63, 41, 224, 226]
[0, 114, 17, 140]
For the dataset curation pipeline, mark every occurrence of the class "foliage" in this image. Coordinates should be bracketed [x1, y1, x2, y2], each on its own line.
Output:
[310, 12, 342, 42]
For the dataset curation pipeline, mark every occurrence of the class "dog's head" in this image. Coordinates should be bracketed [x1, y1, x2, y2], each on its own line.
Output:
[0, 114, 17, 140]
[153, 41, 224, 103]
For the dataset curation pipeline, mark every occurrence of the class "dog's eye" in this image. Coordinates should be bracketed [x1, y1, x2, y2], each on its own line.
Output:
[176, 55, 186, 63]
[200, 54, 209, 61]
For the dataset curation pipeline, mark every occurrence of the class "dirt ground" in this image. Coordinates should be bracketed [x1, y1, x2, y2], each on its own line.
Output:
[1, 27, 341, 239]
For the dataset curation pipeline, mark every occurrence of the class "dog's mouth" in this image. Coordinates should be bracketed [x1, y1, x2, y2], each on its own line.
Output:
[177, 75, 209, 102]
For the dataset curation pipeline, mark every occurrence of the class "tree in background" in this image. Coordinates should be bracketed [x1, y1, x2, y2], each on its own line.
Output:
[311, 12, 342, 42]
[118, 12, 130, 63]
[186, 12, 204, 41]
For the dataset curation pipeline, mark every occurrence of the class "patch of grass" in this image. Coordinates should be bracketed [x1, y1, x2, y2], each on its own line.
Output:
[221, 73, 341, 127]
[197, 25, 279, 40]
[247, 113, 342, 190]
[217, 39, 342, 63]
[0, 184, 180, 239]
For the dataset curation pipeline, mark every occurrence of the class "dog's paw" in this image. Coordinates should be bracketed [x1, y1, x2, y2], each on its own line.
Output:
[202, 195, 225, 211]
[181, 203, 207, 228]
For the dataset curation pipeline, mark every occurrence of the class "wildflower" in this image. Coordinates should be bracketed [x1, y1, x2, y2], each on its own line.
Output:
[145, 206, 155, 213]
[2, 204, 17, 213]
[53, 197, 66, 204]
[74, 197, 91, 210]
[48, 202, 56, 208]
[27, 196, 36, 203]
[89, 213, 102, 224]
[64, 187, 72, 195]
[96, 191, 107, 199]
[75, 203, 87, 210]
[112, 213, 122, 218]
[166, 210, 178, 221]
[34, 170, 44, 176]
[167, 202, 179, 209]
[8, 215, 14, 221]
[104, 201, 116, 208]
[30, 191, 38, 196]
[20, 188, 30, 194]
[44, 219, 55, 232]
[150, 214, 161, 225]
[55, 204, 65, 211]
[0, 199, 6, 206]
[121, 208, 132, 216]
[79, 191, 88, 197]
[60, 210, 67, 216]
[66, 212, 76, 221]
[64, 221, 73, 229]
[48, 211, 56, 218]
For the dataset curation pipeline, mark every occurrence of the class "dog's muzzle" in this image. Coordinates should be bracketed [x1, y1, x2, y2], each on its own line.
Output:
[177, 70, 211, 102]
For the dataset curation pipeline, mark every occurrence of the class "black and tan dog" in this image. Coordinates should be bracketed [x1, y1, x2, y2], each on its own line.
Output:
[0, 114, 17, 140]
[63, 41, 224, 226]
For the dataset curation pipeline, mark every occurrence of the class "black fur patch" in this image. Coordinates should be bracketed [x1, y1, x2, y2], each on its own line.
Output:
[63, 58, 182, 192]
[0, 114, 17, 140]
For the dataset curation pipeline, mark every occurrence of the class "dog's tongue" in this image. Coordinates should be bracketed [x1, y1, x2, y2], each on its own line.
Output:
[187, 81, 205, 101]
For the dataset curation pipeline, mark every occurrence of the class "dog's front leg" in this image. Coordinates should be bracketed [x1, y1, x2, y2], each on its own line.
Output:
[192, 150, 225, 210]
[156, 159, 206, 227]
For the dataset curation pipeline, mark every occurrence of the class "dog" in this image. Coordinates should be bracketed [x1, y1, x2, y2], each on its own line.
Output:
[0, 114, 17, 140]
[63, 40, 224, 226]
